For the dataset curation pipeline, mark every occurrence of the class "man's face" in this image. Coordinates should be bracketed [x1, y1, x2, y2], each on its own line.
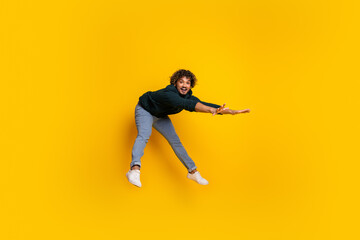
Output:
[174, 76, 191, 95]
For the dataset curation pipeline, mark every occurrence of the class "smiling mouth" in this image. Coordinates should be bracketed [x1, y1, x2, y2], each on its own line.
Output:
[181, 88, 187, 92]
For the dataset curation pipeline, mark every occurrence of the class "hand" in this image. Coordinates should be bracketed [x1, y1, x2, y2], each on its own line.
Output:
[212, 103, 229, 116]
[220, 108, 251, 115]
[230, 109, 250, 115]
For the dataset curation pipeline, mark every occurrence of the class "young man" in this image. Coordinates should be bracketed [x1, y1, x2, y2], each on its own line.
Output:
[126, 69, 250, 187]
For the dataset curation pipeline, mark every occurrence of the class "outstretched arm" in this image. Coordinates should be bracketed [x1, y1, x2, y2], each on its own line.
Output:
[221, 108, 250, 115]
[194, 102, 219, 115]
[195, 102, 250, 116]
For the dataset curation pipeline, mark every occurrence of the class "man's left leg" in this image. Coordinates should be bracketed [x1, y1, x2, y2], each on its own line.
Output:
[152, 116, 197, 173]
[153, 117, 209, 185]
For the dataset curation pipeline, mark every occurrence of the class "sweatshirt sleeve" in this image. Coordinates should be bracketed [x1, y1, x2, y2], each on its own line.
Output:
[190, 96, 223, 115]
[155, 90, 199, 111]
[190, 96, 221, 108]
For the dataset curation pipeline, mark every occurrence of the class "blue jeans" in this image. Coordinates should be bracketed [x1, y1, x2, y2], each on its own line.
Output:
[130, 103, 197, 173]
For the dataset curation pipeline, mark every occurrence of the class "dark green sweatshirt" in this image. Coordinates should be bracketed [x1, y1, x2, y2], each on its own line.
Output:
[139, 84, 221, 118]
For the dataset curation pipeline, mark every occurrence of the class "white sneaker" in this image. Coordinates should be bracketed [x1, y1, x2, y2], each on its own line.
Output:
[187, 171, 209, 185]
[126, 169, 142, 187]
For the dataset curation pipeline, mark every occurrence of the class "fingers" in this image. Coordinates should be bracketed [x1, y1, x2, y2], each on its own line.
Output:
[216, 103, 226, 113]
[238, 109, 250, 113]
[213, 105, 250, 116]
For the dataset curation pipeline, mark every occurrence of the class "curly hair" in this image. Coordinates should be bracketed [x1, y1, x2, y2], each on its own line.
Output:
[170, 69, 197, 88]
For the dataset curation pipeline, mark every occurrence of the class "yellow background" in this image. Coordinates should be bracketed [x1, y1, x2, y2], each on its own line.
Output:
[1, 0, 359, 239]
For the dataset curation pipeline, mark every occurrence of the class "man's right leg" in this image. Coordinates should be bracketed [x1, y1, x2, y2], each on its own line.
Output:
[130, 103, 154, 169]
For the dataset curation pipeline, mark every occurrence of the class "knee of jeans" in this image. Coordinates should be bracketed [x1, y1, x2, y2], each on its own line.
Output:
[137, 134, 150, 142]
